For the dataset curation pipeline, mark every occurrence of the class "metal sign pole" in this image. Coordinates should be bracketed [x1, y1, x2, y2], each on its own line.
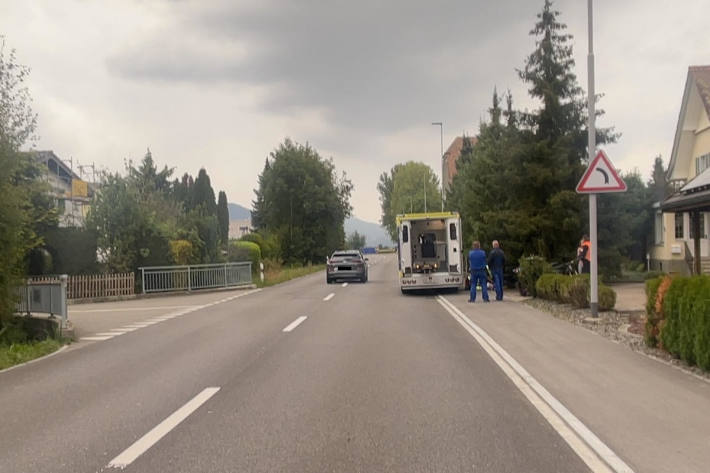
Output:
[588, 0, 598, 317]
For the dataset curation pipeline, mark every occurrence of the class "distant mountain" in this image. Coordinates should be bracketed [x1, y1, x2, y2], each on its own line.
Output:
[345, 217, 394, 248]
[228, 203, 251, 220]
[228, 205, 391, 247]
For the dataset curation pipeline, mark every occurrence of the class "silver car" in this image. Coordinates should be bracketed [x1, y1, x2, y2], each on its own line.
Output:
[326, 251, 368, 283]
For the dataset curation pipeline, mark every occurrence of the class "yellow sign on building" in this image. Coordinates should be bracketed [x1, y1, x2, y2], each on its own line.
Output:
[71, 178, 88, 198]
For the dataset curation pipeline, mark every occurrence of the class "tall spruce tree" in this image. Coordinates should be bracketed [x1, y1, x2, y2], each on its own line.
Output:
[217, 191, 229, 244]
[191, 168, 217, 215]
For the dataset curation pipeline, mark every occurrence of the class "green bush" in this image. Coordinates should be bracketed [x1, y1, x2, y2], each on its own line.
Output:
[566, 275, 589, 308]
[661, 277, 688, 356]
[598, 284, 616, 311]
[659, 275, 710, 370]
[519, 256, 553, 298]
[240, 232, 279, 260]
[535, 274, 559, 301]
[557, 274, 615, 310]
[535, 273, 572, 302]
[228, 240, 261, 272]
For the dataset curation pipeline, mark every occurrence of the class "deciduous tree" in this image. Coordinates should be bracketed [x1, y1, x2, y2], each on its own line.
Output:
[252, 139, 352, 264]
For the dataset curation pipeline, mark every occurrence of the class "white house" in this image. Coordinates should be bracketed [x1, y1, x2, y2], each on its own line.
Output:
[652, 66, 710, 275]
[33, 150, 94, 228]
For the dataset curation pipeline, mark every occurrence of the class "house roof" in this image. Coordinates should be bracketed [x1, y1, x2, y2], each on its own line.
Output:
[32, 150, 81, 182]
[667, 65, 710, 181]
[661, 187, 710, 213]
[662, 158, 710, 213]
[680, 166, 710, 193]
[690, 65, 710, 119]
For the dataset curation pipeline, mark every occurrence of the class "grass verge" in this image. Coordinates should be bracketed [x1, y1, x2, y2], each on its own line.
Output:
[257, 264, 325, 287]
[0, 338, 65, 371]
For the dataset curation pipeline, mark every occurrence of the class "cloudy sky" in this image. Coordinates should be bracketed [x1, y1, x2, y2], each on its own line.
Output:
[2, 0, 709, 223]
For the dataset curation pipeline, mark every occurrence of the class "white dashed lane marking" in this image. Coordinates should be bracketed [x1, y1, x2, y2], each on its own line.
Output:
[341, 282, 348, 287]
[323, 293, 335, 301]
[79, 289, 261, 343]
[107, 387, 221, 469]
[282, 316, 308, 332]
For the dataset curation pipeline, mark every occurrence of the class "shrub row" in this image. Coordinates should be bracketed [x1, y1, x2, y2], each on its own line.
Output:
[518, 256, 553, 298]
[228, 240, 261, 273]
[535, 273, 616, 311]
[645, 275, 710, 371]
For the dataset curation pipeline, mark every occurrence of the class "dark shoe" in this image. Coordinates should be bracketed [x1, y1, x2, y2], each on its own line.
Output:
[484, 300, 490, 303]
[468, 299, 475, 303]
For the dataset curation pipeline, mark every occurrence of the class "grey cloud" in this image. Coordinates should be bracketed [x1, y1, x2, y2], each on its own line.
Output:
[107, 0, 545, 133]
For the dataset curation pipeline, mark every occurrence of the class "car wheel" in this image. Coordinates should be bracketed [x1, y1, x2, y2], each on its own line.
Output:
[326, 277, 333, 284]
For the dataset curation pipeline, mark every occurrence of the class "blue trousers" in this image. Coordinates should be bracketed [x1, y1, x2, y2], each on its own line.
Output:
[470, 270, 489, 302]
[493, 269, 503, 300]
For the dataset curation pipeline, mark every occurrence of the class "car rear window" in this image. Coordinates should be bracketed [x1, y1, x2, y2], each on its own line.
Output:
[331, 253, 360, 260]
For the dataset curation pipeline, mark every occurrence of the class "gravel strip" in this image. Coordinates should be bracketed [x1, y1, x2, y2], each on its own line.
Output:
[525, 298, 710, 383]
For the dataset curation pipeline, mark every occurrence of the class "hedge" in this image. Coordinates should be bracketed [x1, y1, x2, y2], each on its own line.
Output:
[645, 275, 710, 371]
[535, 273, 616, 311]
[228, 241, 261, 272]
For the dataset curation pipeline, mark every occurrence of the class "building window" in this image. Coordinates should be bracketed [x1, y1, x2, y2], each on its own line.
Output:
[696, 153, 710, 176]
[690, 213, 707, 239]
[675, 213, 684, 239]
[654, 212, 664, 245]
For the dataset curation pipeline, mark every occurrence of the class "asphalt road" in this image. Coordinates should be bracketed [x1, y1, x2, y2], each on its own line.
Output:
[0, 254, 590, 473]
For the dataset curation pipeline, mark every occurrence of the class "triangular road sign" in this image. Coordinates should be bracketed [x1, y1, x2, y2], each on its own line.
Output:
[576, 150, 627, 193]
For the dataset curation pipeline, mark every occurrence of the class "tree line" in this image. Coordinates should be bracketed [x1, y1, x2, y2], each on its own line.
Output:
[88, 151, 230, 272]
[378, 0, 664, 278]
[1, 32, 355, 333]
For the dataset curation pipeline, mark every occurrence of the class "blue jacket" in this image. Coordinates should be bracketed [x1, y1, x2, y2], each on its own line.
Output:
[468, 249, 487, 271]
[488, 247, 505, 271]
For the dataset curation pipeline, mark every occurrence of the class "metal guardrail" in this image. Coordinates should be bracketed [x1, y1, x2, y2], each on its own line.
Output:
[139, 262, 253, 294]
[15, 275, 69, 330]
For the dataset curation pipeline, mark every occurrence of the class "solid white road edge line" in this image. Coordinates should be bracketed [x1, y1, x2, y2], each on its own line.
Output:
[70, 305, 197, 313]
[323, 293, 335, 301]
[436, 296, 634, 473]
[282, 316, 308, 332]
[107, 387, 220, 469]
[80, 336, 114, 341]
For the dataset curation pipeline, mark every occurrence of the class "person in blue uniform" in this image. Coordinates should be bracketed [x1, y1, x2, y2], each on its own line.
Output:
[488, 240, 505, 301]
[468, 240, 489, 303]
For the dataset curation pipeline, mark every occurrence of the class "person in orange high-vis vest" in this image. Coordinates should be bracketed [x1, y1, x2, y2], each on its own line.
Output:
[579, 235, 591, 274]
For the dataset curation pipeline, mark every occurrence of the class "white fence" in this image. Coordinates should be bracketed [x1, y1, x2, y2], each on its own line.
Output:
[139, 262, 252, 294]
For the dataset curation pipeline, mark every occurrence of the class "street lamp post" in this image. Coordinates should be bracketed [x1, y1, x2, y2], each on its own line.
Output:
[432, 122, 444, 211]
[587, 0, 598, 317]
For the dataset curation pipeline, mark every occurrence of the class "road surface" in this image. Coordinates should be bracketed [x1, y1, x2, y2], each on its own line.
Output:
[1, 254, 605, 472]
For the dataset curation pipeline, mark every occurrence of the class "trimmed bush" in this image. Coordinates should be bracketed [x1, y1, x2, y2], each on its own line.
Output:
[535, 273, 571, 302]
[644, 276, 665, 347]
[566, 275, 589, 308]
[519, 256, 553, 298]
[658, 275, 710, 371]
[535, 274, 559, 301]
[228, 240, 261, 272]
[240, 232, 279, 260]
[598, 284, 616, 311]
